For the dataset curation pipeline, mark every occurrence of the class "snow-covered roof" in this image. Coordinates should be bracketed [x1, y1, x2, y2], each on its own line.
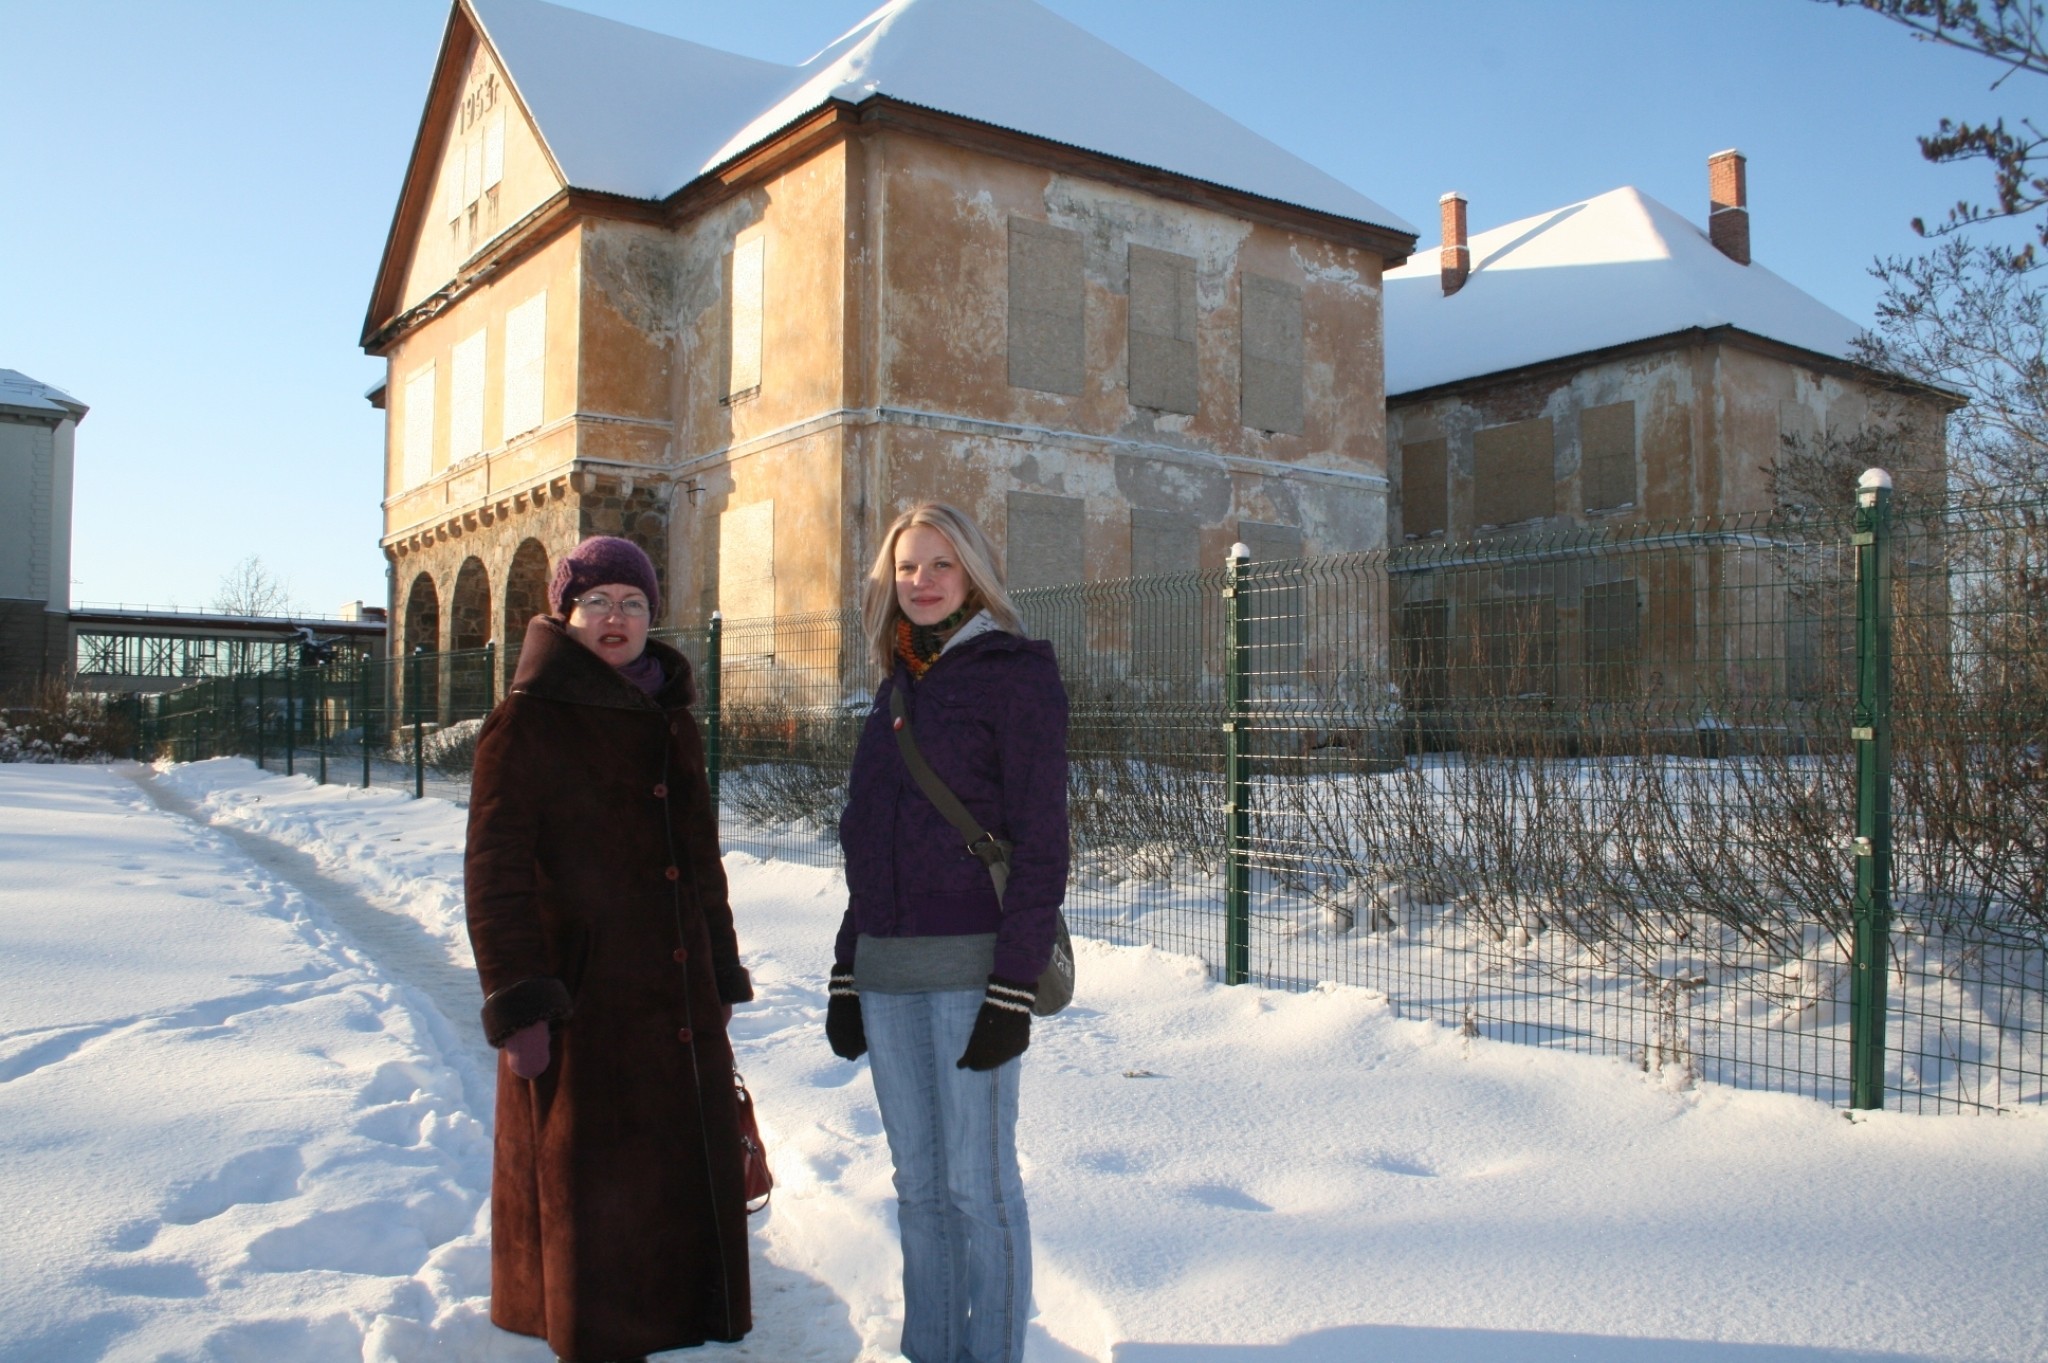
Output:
[464, 0, 1414, 237]
[0, 368, 88, 420]
[465, 0, 793, 201]
[1384, 187, 1863, 396]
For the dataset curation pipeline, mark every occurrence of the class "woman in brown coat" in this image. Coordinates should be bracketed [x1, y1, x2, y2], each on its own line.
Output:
[464, 535, 753, 1363]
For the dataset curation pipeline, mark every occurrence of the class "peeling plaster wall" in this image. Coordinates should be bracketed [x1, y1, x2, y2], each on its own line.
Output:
[870, 132, 1390, 583]
[1386, 338, 1947, 545]
[384, 229, 582, 524]
[633, 144, 851, 623]
[1384, 339, 1951, 707]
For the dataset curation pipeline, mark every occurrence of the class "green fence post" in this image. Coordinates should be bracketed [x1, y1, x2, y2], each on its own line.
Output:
[705, 612, 723, 816]
[360, 656, 373, 790]
[316, 661, 329, 786]
[410, 648, 426, 799]
[1849, 468, 1895, 1110]
[284, 666, 296, 776]
[1223, 541, 1252, 986]
[255, 673, 266, 770]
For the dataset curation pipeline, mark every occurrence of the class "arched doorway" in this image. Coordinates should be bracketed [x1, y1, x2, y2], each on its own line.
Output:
[450, 557, 493, 718]
[403, 571, 441, 721]
[503, 539, 551, 675]
[451, 557, 492, 651]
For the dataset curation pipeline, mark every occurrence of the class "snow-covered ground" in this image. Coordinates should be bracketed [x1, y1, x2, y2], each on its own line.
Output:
[2, 760, 2042, 1363]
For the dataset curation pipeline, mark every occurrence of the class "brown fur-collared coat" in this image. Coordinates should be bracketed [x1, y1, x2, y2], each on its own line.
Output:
[465, 615, 753, 1362]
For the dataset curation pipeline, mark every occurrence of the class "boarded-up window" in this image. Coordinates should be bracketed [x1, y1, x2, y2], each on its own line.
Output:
[1129, 245, 1197, 413]
[1239, 520, 1303, 566]
[1240, 274, 1303, 434]
[1581, 401, 1636, 512]
[1786, 577, 1851, 701]
[402, 363, 435, 489]
[1474, 417, 1553, 527]
[442, 144, 465, 224]
[1008, 491, 1085, 663]
[1007, 492, 1085, 591]
[462, 128, 482, 207]
[1129, 509, 1202, 678]
[1009, 219, 1084, 395]
[1402, 438, 1448, 539]
[719, 501, 775, 623]
[1582, 578, 1641, 698]
[1463, 596, 1557, 699]
[1239, 520, 1304, 680]
[450, 328, 487, 460]
[482, 110, 505, 190]
[503, 291, 546, 439]
[1398, 598, 1450, 706]
[1130, 508, 1199, 578]
[728, 236, 765, 399]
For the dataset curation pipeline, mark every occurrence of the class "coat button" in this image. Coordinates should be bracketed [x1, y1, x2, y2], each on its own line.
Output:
[653, 783, 668, 798]
[677, 1027, 694, 1044]
[672, 946, 689, 963]
[665, 866, 680, 881]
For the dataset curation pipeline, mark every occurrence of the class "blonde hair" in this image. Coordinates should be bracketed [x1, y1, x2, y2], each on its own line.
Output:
[862, 501, 1024, 675]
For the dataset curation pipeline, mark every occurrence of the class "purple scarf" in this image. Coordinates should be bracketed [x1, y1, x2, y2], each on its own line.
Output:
[617, 651, 666, 697]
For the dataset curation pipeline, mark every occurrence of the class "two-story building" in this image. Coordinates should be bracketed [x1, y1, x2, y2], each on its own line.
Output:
[363, 0, 1417, 687]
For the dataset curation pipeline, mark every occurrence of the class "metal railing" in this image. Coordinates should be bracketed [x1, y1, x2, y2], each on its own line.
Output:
[139, 477, 2047, 1113]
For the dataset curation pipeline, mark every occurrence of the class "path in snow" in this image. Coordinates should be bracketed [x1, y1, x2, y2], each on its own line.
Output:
[128, 767, 495, 1115]
[130, 762, 870, 1362]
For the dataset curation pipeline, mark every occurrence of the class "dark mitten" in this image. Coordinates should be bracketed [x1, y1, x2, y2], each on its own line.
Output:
[956, 975, 1035, 1071]
[504, 1020, 551, 1079]
[826, 966, 867, 1060]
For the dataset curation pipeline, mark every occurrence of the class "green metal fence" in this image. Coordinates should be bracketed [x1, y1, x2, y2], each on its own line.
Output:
[140, 480, 2046, 1113]
[144, 643, 504, 805]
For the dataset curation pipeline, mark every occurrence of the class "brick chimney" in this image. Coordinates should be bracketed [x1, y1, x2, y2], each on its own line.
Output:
[1440, 192, 1470, 295]
[1708, 149, 1750, 265]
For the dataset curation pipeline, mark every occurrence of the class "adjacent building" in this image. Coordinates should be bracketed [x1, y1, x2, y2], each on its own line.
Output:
[0, 369, 85, 699]
[1380, 155, 1958, 715]
[361, 0, 1418, 680]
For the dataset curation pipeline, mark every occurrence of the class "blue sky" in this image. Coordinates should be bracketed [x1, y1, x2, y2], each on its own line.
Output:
[0, 0, 2025, 615]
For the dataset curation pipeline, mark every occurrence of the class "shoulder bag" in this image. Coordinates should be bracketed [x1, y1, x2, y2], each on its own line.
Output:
[888, 685, 1074, 1016]
[733, 1068, 772, 1214]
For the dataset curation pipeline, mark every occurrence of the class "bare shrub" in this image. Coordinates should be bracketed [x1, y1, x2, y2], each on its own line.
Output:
[0, 678, 135, 763]
[717, 696, 861, 831]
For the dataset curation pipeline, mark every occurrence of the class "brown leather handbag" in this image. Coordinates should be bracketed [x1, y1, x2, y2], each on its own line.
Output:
[733, 1068, 772, 1214]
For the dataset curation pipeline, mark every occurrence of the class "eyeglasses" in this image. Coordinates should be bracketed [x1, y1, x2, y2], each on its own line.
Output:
[571, 593, 651, 620]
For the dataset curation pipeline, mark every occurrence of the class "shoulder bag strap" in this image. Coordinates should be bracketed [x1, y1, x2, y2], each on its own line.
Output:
[888, 686, 1010, 896]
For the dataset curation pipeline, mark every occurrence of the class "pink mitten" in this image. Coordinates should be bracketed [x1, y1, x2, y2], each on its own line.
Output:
[505, 1021, 551, 1079]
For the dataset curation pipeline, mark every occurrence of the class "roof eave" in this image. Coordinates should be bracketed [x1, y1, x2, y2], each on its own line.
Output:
[1389, 324, 1966, 410]
[670, 93, 1418, 264]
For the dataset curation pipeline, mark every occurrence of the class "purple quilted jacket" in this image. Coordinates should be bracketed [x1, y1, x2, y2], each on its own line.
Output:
[835, 628, 1070, 983]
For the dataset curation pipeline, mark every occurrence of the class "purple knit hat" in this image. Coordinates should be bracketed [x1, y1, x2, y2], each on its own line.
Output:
[550, 536, 660, 619]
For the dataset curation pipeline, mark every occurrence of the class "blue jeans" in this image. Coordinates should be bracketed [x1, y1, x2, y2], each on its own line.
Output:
[861, 989, 1031, 1363]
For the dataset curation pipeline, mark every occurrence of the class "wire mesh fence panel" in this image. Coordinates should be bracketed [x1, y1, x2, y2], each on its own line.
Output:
[130, 485, 2046, 1111]
[691, 610, 861, 868]
[1019, 572, 1233, 967]
[1883, 492, 2048, 1110]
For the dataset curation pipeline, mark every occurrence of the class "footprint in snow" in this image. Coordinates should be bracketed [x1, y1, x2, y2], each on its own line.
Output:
[1185, 1183, 1273, 1213]
[161, 1144, 304, 1225]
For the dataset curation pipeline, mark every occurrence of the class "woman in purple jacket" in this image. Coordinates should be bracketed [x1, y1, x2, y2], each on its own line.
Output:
[828, 501, 1070, 1363]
